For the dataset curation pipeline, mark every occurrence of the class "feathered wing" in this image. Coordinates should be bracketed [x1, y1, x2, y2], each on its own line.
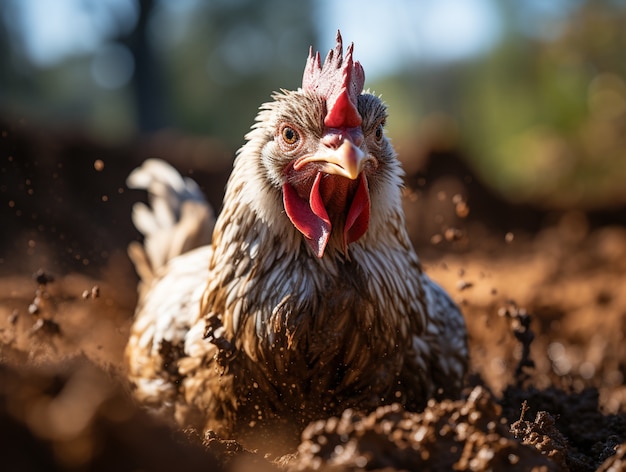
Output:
[406, 274, 468, 403]
[125, 159, 215, 422]
[126, 158, 214, 284]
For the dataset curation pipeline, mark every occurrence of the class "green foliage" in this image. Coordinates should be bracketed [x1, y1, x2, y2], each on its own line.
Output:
[154, 0, 315, 146]
[460, 1, 626, 207]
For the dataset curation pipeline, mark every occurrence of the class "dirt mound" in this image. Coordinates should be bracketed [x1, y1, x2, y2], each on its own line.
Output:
[291, 387, 556, 471]
[1, 127, 625, 470]
[1, 224, 625, 470]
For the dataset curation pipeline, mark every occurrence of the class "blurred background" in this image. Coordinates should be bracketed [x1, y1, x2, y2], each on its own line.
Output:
[1, 0, 626, 275]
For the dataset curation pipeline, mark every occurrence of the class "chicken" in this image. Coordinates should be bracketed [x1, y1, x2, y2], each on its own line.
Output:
[125, 32, 467, 451]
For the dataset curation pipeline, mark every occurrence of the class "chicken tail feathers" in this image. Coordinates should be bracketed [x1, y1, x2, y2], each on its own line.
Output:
[127, 159, 215, 284]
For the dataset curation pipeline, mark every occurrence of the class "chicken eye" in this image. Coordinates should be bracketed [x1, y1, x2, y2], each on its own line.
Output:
[375, 124, 384, 142]
[281, 126, 299, 145]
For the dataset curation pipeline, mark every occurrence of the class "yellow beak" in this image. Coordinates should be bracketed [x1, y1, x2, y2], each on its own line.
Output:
[294, 140, 369, 180]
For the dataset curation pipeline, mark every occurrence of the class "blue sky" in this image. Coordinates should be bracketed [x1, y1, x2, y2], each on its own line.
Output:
[315, 0, 500, 77]
[10, 0, 137, 65]
[10, 0, 501, 79]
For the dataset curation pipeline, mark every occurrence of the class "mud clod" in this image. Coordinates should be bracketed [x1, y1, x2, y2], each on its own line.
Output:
[510, 402, 569, 468]
[290, 387, 557, 471]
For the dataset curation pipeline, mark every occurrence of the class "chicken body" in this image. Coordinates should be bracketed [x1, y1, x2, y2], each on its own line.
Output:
[126, 34, 467, 451]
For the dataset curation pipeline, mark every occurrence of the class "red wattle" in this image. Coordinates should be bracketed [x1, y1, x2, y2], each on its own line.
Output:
[283, 172, 370, 258]
[344, 175, 370, 247]
[283, 173, 330, 257]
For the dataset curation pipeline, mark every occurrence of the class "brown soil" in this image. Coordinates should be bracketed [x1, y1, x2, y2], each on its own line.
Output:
[1, 125, 625, 471]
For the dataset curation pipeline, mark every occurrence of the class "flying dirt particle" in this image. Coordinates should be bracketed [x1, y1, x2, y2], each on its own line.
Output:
[29, 318, 61, 337]
[595, 290, 612, 306]
[452, 194, 470, 218]
[455, 201, 470, 218]
[82, 286, 100, 300]
[33, 269, 54, 286]
[456, 280, 474, 292]
[498, 301, 535, 385]
[94, 159, 105, 171]
[430, 234, 443, 245]
[505, 232, 515, 243]
[444, 227, 464, 242]
[9, 310, 19, 325]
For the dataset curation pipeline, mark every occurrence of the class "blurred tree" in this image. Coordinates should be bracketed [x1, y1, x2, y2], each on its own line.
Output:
[150, 0, 315, 145]
[460, 0, 626, 208]
[120, 0, 165, 132]
[0, 0, 315, 145]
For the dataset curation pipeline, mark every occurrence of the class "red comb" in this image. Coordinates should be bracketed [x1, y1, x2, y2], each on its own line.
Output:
[302, 31, 365, 128]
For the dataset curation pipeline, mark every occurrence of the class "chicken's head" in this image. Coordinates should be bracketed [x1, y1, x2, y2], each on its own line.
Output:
[252, 31, 402, 258]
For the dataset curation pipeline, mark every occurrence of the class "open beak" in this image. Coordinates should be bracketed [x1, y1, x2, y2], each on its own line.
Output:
[294, 140, 369, 180]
